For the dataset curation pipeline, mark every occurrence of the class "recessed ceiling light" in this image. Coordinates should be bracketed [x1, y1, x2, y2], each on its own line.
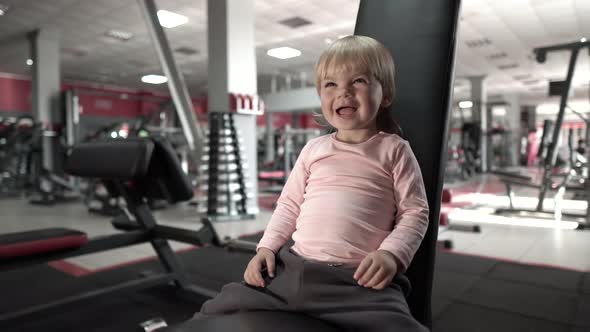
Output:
[267, 47, 301, 59]
[278, 16, 312, 29]
[582, 37, 588, 43]
[458, 100, 473, 109]
[26, 59, 33, 66]
[157, 10, 188, 28]
[0, 4, 10, 16]
[141, 74, 168, 84]
[105, 29, 134, 41]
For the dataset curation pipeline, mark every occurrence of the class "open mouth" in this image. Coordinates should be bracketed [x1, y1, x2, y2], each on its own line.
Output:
[336, 106, 357, 116]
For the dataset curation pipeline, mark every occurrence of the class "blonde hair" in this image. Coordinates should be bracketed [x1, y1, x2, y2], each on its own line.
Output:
[313, 35, 400, 134]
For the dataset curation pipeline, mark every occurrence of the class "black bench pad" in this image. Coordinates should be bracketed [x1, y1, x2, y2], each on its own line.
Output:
[490, 170, 533, 182]
[0, 228, 88, 259]
[162, 311, 340, 332]
[65, 139, 154, 179]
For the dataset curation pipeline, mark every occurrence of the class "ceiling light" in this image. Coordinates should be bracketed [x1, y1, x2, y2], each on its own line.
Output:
[26, 59, 33, 66]
[157, 10, 188, 28]
[105, 29, 134, 41]
[0, 4, 10, 16]
[458, 100, 473, 108]
[267, 47, 301, 59]
[141, 74, 168, 84]
[279, 16, 312, 29]
[581, 37, 588, 43]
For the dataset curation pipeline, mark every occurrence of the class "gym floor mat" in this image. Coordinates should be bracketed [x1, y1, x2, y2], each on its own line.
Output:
[0, 247, 588, 331]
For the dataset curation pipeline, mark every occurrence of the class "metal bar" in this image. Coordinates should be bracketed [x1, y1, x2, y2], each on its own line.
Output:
[534, 40, 589, 54]
[137, 0, 204, 168]
[154, 224, 217, 247]
[507, 183, 514, 209]
[0, 274, 175, 321]
[119, 185, 198, 291]
[224, 239, 258, 253]
[536, 47, 580, 211]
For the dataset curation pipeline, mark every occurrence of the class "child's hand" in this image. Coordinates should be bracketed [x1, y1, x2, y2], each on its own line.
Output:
[244, 247, 276, 288]
[353, 250, 399, 290]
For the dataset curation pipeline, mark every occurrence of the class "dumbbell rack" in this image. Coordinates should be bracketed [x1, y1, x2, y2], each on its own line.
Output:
[197, 113, 257, 221]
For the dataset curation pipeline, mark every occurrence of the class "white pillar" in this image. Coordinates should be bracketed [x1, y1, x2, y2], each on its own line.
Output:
[468, 76, 490, 171]
[503, 93, 521, 166]
[29, 29, 61, 173]
[208, 0, 258, 212]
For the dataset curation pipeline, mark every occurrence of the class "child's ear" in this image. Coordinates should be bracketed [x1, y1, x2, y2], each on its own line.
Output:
[381, 97, 392, 108]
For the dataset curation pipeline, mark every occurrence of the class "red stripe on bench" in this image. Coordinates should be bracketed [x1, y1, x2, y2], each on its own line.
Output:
[0, 235, 88, 259]
[48, 260, 92, 277]
[50, 244, 200, 277]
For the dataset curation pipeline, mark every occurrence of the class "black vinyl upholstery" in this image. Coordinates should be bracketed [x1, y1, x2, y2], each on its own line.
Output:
[65, 138, 154, 179]
[355, 0, 460, 327]
[65, 137, 193, 203]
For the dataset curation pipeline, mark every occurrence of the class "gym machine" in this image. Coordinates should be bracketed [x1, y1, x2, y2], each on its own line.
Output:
[1, 0, 460, 329]
[27, 90, 81, 205]
[161, 0, 461, 330]
[0, 137, 255, 321]
[258, 124, 321, 192]
[493, 39, 590, 227]
[0, 115, 37, 197]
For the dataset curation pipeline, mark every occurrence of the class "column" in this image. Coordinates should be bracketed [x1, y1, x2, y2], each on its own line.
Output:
[468, 76, 490, 172]
[208, 0, 258, 212]
[264, 75, 277, 164]
[29, 29, 61, 174]
[503, 93, 521, 167]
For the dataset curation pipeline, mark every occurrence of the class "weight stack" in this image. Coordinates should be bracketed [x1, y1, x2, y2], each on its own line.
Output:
[197, 113, 258, 221]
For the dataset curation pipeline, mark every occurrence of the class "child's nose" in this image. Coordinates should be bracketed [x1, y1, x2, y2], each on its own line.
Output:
[338, 85, 353, 98]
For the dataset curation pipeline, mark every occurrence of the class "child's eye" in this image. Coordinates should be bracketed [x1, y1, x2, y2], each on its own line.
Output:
[324, 82, 336, 88]
[353, 78, 367, 84]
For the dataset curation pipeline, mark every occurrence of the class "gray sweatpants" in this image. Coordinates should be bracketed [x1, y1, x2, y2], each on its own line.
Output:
[197, 246, 428, 332]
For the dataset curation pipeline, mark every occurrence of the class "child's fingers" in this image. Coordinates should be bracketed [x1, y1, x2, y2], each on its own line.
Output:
[372, 277, 392, 290]
[245, 259, 265, 287]
[244, 269, 258, 286]
[354, 256, 373, 280]
[248, 268, 264, 287]
[265, 256, 276, 277]
[364, 267, 386, 288]
[358, 262, 380, 286]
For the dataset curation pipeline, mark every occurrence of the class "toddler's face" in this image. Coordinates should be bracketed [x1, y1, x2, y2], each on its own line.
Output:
[319, 64, 386, 133]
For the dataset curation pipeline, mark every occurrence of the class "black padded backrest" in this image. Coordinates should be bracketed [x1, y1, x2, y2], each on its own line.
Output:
[65, 137, 193, 203]
[66, 139, 154, 179]
[141, 136, 194, 202]
[355, 0, 460, 328]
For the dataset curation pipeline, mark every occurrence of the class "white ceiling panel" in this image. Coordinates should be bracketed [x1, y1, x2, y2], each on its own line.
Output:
[0, 0, 587, 101]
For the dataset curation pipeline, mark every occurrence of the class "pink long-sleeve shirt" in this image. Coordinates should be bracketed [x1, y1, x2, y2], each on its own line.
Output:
[257, 131, 429, 271]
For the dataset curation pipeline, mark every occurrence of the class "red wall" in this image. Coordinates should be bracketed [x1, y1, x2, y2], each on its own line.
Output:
[0, 76, 31, 112]
[0, 76, 206, 120]
[0, 74, 314, 128]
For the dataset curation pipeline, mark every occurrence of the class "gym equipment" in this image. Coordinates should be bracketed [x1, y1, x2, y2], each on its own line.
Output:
[195, 113, 258, 220]
[0, 137, 220, 321]
[258, 124, 321, 192]
[493, 39, 590, 227]
[0, 116, 37, 197]
[163, 0, 460, 330]
[27, 90, 81, 205]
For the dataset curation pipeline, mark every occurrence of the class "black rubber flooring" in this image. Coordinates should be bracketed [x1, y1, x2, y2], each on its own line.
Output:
[0, 245, 588, 331]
